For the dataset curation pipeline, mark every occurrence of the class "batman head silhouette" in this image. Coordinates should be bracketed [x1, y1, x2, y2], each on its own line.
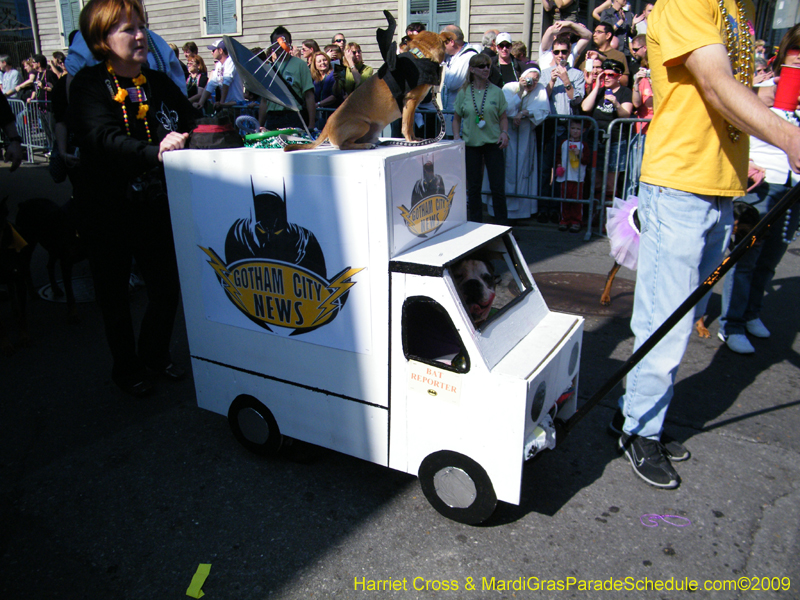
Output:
[410, 160, 445, 208]
[224, 179, 327, 278]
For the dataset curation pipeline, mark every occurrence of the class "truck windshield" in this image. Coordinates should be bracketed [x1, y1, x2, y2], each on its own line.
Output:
[448, 233, 533, 330]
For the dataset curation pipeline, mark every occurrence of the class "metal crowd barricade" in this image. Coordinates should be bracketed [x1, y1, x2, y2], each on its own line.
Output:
[534, 114, 600, 240]
[8, 98, 52, 163]
[597, 117, 651, 235]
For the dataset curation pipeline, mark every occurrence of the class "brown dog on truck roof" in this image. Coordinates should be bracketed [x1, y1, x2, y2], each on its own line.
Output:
[284, 28, 453, 152]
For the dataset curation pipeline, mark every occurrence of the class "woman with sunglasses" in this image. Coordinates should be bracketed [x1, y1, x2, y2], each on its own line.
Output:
[453, 53, 510, 223]
[581, 58, 632, 199]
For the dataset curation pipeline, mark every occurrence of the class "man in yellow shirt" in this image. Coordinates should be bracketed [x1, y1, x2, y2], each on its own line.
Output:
[612, 0, 800, 489]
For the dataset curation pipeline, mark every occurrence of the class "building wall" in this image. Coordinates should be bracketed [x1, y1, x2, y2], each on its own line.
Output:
[33, 0, 551, 73]
[35, 0, 63, 52]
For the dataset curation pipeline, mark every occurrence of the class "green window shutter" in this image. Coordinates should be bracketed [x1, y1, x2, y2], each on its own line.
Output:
[206, 0, 222, 36]
[60, 0, 81, 44]
[433, 0, 458, 31]
[221, 0, 237, 33]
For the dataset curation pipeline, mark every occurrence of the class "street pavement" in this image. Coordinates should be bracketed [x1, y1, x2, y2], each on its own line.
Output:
[1, 161, 799, 599]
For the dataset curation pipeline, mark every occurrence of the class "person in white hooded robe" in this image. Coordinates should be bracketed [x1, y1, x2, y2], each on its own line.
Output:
[484, 64, 550, 219]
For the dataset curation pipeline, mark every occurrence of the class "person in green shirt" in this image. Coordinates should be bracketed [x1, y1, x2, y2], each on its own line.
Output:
[342, 43, 373, 95]
[452, 53, 510, 223]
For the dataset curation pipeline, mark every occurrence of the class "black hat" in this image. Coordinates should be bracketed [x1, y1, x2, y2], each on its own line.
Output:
[601, 58, 624, 74]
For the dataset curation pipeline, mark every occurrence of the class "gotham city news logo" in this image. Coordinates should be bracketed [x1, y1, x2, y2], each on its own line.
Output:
[200, 182, 363, 335]
[398, 161, 456, 236]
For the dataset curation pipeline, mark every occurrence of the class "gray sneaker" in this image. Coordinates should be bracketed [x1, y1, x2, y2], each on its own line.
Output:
[608, 409, 690, 461]
[619, 433, 680, 489]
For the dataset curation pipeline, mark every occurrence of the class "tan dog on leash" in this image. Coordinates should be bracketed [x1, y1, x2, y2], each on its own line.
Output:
[284, 30, 453, 152]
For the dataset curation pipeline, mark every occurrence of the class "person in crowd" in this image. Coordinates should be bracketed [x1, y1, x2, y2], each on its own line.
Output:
[719, 24, 800, 354]
[183, 42, 198, 61]
[593, 0, 635, 59]
[1, 55, 22, 98]
[511, 41, 528, 63]
[301, 39, 320, 66]
[324, 44, 343, 65]
[441, 24, 480, 133]
[0, 93, 23, 170]
[168, 43, 189, 80]
[194, 39, 244, 109]
[258, 25, 315, 130]
[186, 55, 208, 104]
[50, 52, 68, 78]
[490, 33, 525, 86]
[30, 54, 57, 149]
[540, 37, 586, 221]
[407, 22, 426, 36]
[31, 54, 58, 102]
[581, 58, 632, 200]
[587, 22, 629, 86]
[452, 53, 509, 223]
[14, 59, 37, 102]
[631, 3, 654, 40]
[582, 49, 606, 93]
[611, 0, 800, 490]
[310, 51, 341, 128]
[539, 21, 592, 68]
[68, 0, 199, 396]
[342, 42, 373, 94]
[332, 33, 346, 51]
[481, 29, 499, 58]
[629, 33, 647, 75]
[498, 64, 550, 220]
[753, 56, 772, 85]
[754, 39, 766, 60]
[542, 0, 581, 23]
[66, 25, 187, 94]
[556, 119, 593, 231]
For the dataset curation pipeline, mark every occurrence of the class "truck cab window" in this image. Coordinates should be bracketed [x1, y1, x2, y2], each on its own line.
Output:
[448, 234, 533, 330]
[402, 297, 470, 372]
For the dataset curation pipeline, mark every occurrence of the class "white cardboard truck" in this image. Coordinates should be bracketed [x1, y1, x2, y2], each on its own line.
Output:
[164, 141, 583, 524]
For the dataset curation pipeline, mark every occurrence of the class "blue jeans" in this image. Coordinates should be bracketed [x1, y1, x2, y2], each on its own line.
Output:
[619, 183, 733, 439]
[720, 181, 792, 335]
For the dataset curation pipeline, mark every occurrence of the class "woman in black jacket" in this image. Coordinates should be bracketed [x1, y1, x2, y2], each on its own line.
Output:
[69, 0, 199, 396]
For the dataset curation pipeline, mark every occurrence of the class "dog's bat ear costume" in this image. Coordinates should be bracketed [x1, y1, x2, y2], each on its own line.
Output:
[376, 10, 398, 69]
[376, 11, 444, 113]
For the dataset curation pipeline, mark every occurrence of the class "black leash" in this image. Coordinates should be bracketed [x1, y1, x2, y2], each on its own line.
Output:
[555, 181, 800, 442]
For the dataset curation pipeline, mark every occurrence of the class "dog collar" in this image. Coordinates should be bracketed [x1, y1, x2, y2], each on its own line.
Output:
[409, 47, 425, 60]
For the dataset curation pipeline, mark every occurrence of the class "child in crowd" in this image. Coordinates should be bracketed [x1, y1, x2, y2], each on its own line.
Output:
[556, 120, 592, 232]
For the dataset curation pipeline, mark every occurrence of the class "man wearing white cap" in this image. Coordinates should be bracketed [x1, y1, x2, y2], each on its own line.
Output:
[490, 33, 525, 86]
[194, 39, 244, 108]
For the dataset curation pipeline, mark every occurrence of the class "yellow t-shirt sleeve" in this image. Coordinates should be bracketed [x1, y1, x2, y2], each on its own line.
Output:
[653, 0, 724, 66]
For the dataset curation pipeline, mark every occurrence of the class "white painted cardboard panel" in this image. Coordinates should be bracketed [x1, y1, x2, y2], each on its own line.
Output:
[386, 143, 467, 256]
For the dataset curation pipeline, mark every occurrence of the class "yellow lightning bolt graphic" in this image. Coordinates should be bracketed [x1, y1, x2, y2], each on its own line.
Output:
[313, 267, 364, 325]
[199, 246, 247, 312]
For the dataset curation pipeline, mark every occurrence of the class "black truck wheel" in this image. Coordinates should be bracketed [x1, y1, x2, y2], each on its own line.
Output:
[228, 395, 283, 456]
[418, 450, 497, 524]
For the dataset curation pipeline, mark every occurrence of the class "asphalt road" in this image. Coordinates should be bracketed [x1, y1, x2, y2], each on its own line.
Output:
[2, 162, 799, 599]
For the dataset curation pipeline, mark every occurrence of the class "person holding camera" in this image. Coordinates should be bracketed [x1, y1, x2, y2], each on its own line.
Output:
[69, 0, 199, 396]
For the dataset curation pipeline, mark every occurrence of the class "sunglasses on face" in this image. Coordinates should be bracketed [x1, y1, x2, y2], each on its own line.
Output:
[632, 46, 644, 52]
[553, 49, 570, 55]
[498, 43, 511, 49]
[334, 39, 345, 43]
